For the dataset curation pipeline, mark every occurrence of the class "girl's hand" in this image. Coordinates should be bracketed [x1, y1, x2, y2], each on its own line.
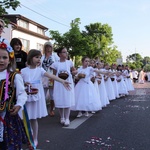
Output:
[62, 81, 71, 90]
[10, 105, 21, 116]
[24, 82, 31, 87]
[94, 69, 98, 73]
[72, 70, 78, 75]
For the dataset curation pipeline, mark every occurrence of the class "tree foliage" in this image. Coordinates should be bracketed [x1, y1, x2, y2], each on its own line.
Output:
[0, 0, 20, 24]
[0, 0, 20, 16]
[126, 53, 144, 69]
[49, 18, 122, 66]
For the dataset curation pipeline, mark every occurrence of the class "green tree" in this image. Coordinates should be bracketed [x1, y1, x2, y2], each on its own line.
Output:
[0, 0, 20, 16]
[82, 23, 113, 58]
[49, 18, 122, 66]
[126, 53, 143, 69]
[144, 64, 150, 72]
[143, 56, 150, 66]
[0, 0, 20, 24]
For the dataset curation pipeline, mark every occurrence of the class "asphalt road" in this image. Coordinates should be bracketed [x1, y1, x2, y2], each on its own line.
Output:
[23, 82, 150, 150]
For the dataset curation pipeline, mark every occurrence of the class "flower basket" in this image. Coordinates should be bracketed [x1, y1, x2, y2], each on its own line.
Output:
[97, 80, 101, 84]
[111, 78, 115, 81]
[91, 77, 95, 83]
[78, 73, 86, 79]
[58, 72, 69, 80]
[117, 79, 121, 82]
[26, 88, 38, 95]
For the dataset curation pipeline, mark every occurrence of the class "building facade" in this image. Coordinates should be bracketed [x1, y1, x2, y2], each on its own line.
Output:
[1, 14, 50, 53]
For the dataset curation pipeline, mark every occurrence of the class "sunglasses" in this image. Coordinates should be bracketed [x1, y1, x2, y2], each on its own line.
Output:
[0, 25, 4, 29]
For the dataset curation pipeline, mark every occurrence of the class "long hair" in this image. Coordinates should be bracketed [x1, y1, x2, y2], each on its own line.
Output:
[27, 49, 42, 65]
[10, 38, 23, 51]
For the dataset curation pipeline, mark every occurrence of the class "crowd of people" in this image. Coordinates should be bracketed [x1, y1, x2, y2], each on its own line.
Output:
[0, 19, 70, 150]
[0, 18, 138, 150]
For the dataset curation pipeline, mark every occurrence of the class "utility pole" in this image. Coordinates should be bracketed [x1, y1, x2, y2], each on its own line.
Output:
[135, 48, 136, 62]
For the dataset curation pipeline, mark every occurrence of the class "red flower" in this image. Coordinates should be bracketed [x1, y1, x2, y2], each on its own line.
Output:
[0, 42, 7, 49]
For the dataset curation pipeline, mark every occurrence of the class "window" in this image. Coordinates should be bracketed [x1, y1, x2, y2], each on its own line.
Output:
[37, 43, 43, 53]
[37, 27, 44, 35]
[20, 38, 30, 53]
[18, 20, 29, 29]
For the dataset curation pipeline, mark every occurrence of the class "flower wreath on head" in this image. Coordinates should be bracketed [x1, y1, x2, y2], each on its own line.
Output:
[0, 41, 14, 59]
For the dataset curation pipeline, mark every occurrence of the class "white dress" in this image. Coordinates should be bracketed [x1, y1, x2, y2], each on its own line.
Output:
[110, 70, 119, 98]
[117, 73, 128, 95]
[92, 69, 102, 109]
[124, 70, 134, 91]
[97, 69, 109, 107]
[21, 67, 48, 119]
[72, 66, 102, 111]
[104, 69, 116, 101]
[50, 60, 75, 108]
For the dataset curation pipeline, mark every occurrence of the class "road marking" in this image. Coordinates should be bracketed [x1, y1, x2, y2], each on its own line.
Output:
[63, 114, 93, 129]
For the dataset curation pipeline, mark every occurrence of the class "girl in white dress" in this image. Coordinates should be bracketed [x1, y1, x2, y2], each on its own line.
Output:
[124, 65, 134, 91]
[110, 64, 120, 98]
[90, 59, 102, 113]
[116, 65, 128, 96]
[50, 47, 77, 127]
[72, 56, 102, 117]
[96, 62, 110, 107]
[103, 63, 116, 101]
[21, 49, 71, 147]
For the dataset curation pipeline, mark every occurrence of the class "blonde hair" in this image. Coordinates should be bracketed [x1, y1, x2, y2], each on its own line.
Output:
[43, 41, 53, 54]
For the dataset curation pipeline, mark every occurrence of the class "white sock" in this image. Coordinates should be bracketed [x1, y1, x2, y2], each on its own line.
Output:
[30, 119, 38, 145]
[59, 108, 64, 119]
[64, 108, 70, 120]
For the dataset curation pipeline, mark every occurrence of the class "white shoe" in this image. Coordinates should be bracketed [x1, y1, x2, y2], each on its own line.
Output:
[60, 118, 65, 124]
[64, 119, 70, 126]
[77, 112, 82, 118]
[34, 139, 38, 148]
[84, 112, 89, 117]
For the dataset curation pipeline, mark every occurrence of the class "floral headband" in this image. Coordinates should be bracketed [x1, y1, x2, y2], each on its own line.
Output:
[0, 42, 14, 59]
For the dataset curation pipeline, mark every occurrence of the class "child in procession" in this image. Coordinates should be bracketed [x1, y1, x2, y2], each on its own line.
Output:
[21, 49, 71, 147]
[0, 40, 28, 149]
[50, 47, 77, 126]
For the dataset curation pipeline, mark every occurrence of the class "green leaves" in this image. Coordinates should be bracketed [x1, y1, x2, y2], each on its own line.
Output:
[0, 0, 20, 16]
[49, 18, 122, 66]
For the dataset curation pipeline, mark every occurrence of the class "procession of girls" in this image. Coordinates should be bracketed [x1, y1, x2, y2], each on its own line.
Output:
[0, 19, 71, 150]
[0, 19, 134, 149]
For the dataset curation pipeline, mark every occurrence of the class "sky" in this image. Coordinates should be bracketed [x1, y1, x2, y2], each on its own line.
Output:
[7, 0, 150, 62]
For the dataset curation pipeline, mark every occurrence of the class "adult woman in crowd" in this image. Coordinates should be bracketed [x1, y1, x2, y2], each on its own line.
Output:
[41, 41, 59, 116]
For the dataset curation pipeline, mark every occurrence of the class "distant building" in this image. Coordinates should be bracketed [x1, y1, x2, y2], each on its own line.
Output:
[1, 14, 50, 53]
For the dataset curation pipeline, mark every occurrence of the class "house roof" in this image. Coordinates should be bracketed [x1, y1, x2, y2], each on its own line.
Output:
[1, 14, 48, 30]
[1, 14, 50, 40]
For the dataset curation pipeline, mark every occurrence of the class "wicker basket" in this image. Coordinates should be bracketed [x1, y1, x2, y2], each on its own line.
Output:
[117, 79, 121, 82]
[78, 73, 86, 79]
[97, 80, 101, 84]
[111, 78, 115, 81]
[91, 77, 95, 83]
[58, 72, 69, 80]
[26, 88, 38, 95]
